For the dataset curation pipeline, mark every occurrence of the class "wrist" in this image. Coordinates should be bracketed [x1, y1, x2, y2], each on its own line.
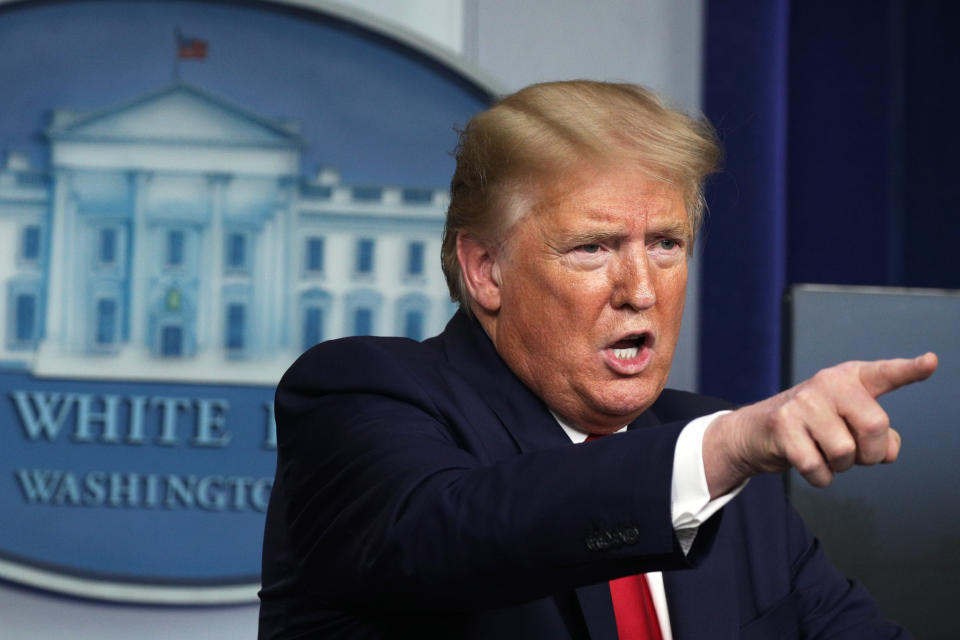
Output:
[702, 412, 752, 499]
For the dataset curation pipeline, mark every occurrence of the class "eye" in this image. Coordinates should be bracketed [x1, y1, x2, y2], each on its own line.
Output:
[659, 239, 678, 251]
[577, 244, 602, 254]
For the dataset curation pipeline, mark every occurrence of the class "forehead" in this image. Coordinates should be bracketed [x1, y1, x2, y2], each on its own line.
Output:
[525, 168, 689, 235]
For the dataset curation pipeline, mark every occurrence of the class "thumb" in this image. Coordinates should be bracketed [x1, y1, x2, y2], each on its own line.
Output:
[859, 352, 938, 397]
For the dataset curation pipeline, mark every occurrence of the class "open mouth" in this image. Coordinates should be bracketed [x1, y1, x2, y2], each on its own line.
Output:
[607, 333, 651, 361]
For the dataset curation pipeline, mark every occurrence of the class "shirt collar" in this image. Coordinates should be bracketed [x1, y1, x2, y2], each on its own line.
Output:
[550, 410, 628, 443]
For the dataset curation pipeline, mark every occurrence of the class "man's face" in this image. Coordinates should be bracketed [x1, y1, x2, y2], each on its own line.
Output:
[489, 166, 690, 433]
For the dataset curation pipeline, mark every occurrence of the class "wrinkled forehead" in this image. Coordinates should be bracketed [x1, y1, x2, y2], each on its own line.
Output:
[494, 161, 692, 243]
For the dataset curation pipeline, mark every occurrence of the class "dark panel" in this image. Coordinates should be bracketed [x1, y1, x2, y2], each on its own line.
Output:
[786, 285, 960, 638]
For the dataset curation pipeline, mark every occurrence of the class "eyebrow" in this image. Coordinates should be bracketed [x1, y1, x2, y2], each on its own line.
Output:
[558, 221, 691, 246]
[648, 221, 692, 238]
[558, 229, 626, 246]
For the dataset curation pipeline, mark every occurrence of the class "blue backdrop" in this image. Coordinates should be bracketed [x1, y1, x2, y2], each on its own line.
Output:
[0, 0, 492, 603]
[700, 0, 960, 403]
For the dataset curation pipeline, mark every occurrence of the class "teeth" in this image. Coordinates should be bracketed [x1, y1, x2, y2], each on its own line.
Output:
[612, 347, 639, 360]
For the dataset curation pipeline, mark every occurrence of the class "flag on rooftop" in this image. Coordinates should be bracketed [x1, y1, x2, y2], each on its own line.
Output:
[176, 28, 207, 60]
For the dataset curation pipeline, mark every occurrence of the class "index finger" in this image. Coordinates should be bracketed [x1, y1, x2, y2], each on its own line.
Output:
[859, 352, 938, 397]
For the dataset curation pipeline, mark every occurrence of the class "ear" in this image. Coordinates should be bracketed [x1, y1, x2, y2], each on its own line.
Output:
[456, 232, 502, 314]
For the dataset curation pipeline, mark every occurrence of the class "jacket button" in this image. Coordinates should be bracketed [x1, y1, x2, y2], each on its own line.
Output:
[619, 527, 640, 545]
[595, 532, 615, 550]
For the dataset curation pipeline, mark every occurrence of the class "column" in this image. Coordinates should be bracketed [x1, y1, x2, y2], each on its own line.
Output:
[202, 174, 227, 355]
[128, 171, 151, 351]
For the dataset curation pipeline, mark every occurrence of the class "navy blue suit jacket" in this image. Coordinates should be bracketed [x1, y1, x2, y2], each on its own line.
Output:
[259, 311, 908, 639]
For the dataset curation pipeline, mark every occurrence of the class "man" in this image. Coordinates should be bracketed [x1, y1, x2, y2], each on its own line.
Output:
[259, 81, 936, 638]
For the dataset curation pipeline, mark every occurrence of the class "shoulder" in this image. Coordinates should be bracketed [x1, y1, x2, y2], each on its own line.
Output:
[279, 336, 445, 393]
[277, 335, 451, 417]
[282, 335, 442, 384]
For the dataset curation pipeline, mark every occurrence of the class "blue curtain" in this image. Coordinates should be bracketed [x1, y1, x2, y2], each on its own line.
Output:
[700, 0, 789, 403]
[700, 0, 960, 403]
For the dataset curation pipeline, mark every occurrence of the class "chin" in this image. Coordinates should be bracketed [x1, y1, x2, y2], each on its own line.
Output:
[591, 397, 648, 422]
[591, 384, 660, 421]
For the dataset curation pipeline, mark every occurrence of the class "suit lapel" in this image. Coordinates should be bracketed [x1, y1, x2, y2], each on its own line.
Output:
[575, 581, 619, 640]
[438, 311, 571, 453]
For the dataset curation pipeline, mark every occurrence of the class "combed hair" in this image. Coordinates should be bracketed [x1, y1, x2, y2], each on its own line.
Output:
[441, 80, 721, 309]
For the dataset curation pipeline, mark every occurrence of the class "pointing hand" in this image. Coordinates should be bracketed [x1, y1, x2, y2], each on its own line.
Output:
[703, 353, 938, 497]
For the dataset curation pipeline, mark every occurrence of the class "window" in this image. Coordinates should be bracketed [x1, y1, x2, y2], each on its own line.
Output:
[303, 184, 332, 199]
[96, 299, 117, 345]
[167, 230, 185, 266]
[302, 307, 324, 351]
[356, 238, 374, 275]
[407, 241, 424, 276]
[306, 237, 325, 272]
[404, 310, 423, 341]
[225, 303, 245, 351]
[226, 233, 247, 271]
[345, 289, 380, 337]
[15, 294, 36, 342]
[354, 308, 372, 335]
[352, 186, 382, 201]
[99, 228, 117, 264]
[21, 226, 40, 262]
[402, 188, 433, 204]
[395, 293, 429, 340]
[161, 325, 183, 357]
[300, 289, 332, 352]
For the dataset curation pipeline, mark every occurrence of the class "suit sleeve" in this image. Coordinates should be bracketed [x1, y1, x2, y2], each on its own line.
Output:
[262, 341, 710, 613]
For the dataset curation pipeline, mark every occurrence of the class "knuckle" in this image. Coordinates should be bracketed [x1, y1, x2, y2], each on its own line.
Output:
[876, 360, 893, 378]
[810, 369, 835, 388]
[838, 361, 861, 374]
[793, 387, 818, 407]
[859, 411, 890, 436]
[829, 440, 856, 461]
[794, 455, 822, 476]
[771, 405, 793, 428]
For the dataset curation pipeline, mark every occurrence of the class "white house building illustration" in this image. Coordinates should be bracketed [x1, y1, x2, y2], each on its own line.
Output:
[0, 82, 453, 384]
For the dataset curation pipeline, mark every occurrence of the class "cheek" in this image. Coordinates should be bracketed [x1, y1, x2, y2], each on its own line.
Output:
[658, 270, 688, 327]
[509, 261, 579, 309]
[498, 266, 560, 335]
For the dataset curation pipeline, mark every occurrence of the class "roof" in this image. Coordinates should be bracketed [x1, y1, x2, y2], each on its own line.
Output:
[46, 82, 303, 149]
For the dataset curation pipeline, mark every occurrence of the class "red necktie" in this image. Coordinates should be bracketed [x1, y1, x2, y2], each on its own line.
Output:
[609, 573, 663, 640]
[586, 434, 664, 640]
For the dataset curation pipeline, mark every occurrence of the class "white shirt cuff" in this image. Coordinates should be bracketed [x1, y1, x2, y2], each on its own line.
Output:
[671, 410, 747, 554]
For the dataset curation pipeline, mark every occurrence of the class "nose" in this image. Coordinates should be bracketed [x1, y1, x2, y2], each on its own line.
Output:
[610, 249, 656, 310]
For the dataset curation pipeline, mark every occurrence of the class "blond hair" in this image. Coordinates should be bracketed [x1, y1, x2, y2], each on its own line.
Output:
[441, 80, 721, 309]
